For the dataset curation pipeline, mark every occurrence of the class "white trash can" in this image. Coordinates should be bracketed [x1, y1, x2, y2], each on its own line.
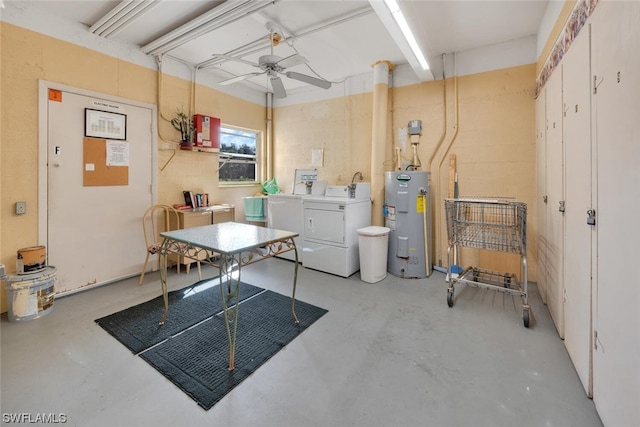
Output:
[357, 226, 390, 283]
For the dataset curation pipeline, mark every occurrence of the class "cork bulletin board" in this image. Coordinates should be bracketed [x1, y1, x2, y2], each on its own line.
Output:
[83, 137, 129, 186]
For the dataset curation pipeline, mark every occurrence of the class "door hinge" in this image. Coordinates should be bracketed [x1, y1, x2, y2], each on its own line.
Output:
[593, 75, 604, 94]
[594, 330, 603, 351]
[593, 330, 606, 352]
[543, 195, 548, 204]
[559, 200, 565, 212]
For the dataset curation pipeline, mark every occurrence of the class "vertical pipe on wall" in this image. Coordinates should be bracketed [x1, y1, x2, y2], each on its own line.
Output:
[265, 92, 273, 181]
[426, 53, 448, 170]
[434, 52, 459, 267]
[371, 60, 393, 226]
[190, 66, 196, 118]
[156, 55, 195, 171]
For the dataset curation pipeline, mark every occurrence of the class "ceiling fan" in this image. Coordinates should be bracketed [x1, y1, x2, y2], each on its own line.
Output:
[215, 24, 331, 99]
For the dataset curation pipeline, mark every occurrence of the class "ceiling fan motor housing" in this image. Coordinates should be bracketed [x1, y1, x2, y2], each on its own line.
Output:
[259, 55, 284, 71]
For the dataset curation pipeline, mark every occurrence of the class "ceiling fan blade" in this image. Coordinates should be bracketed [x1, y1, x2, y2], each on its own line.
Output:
[277, 54, 307, 69]
[285, 71, 332, 89]
[269, 75, 287, 99]
[212, 54, 260, 67]
[219, 72, 265, 86]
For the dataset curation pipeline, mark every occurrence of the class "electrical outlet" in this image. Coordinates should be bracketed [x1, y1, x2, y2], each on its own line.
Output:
[15, 202, 26, 215]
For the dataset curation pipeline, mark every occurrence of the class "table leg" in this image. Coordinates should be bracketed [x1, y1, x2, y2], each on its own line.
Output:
[159, 240, 169, 326]
[291, 239, 299, 324]
[219, 254, 241, 371]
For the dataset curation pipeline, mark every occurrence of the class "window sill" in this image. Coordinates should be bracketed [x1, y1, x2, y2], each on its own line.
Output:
[219, 182, 262, 189]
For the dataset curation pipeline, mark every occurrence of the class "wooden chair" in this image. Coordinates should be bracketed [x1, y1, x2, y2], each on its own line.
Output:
[139, 204, 202, 285]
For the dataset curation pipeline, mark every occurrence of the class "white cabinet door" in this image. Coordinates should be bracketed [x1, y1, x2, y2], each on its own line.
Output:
[562, 25, 593, 396]
[591, 3, 640, 426]
[544, 68, 565, 338]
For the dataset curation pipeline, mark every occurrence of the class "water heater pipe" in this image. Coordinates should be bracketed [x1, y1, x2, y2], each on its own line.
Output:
[410, 139, 421, 170]
[420, 191, 431, 277]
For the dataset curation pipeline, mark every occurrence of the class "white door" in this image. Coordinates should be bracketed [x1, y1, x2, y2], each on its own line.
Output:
[544, 68, 565, 338]
[562, 26, 593, 396]
[535, 88, 547, 304]
[45, 88, 155, 293]
[591, 3, 640, 425]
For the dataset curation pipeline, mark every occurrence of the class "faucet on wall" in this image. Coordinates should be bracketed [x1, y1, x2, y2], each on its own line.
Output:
[351, 171, 364, 184]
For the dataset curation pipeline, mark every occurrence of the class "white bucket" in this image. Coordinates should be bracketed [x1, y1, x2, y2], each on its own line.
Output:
[6, 266, 57, 322]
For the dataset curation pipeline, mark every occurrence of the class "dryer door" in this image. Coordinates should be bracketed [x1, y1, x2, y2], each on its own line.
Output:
[304, 205, 345, 245]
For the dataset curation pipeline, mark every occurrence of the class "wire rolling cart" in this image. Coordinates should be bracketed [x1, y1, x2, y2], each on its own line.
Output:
[444, 198, 530, 327]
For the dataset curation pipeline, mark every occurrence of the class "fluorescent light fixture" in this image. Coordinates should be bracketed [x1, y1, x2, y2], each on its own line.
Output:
[90, 0, 161, 39]
[383, 0, 429, 70]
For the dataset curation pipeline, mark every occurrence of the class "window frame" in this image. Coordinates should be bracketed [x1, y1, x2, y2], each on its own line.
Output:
[218, 124, 262, 187]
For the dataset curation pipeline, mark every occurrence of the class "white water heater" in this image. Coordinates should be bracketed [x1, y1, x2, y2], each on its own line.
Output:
[384, 171, 432, 278]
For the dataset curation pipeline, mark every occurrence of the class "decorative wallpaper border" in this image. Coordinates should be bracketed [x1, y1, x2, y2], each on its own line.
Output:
[535, 0, 599, 97]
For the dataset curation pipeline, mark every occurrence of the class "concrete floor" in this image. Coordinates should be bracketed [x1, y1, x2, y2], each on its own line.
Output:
[1, 259, 602, 427]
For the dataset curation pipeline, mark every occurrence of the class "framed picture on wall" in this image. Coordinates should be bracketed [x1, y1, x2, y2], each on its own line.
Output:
[84, 108, 127, 140]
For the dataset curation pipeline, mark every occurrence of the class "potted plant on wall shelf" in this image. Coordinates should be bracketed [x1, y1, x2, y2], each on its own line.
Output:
[171, 108, 194, 150]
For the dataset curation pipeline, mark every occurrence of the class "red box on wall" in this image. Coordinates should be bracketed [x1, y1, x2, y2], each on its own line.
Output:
[193, 114, 220, 150]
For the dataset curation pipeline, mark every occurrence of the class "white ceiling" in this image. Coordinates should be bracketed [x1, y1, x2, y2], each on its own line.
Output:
[11, 0, 551, 98]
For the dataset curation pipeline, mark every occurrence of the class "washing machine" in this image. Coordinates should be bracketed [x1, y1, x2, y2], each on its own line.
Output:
[267, 193, 306, 262]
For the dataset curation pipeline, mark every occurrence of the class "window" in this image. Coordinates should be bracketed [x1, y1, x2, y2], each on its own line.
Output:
[218, 126, 260, 184]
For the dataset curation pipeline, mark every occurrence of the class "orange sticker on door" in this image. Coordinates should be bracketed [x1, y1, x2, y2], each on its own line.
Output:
[49, 89, 62, 102]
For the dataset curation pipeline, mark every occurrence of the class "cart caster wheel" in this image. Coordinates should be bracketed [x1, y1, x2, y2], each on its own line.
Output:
[523, 308, 530, 328]
[447, 290, 454, 307]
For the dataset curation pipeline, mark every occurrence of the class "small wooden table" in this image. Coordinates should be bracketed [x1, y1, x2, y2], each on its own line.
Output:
[158, 222, 299, 370]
